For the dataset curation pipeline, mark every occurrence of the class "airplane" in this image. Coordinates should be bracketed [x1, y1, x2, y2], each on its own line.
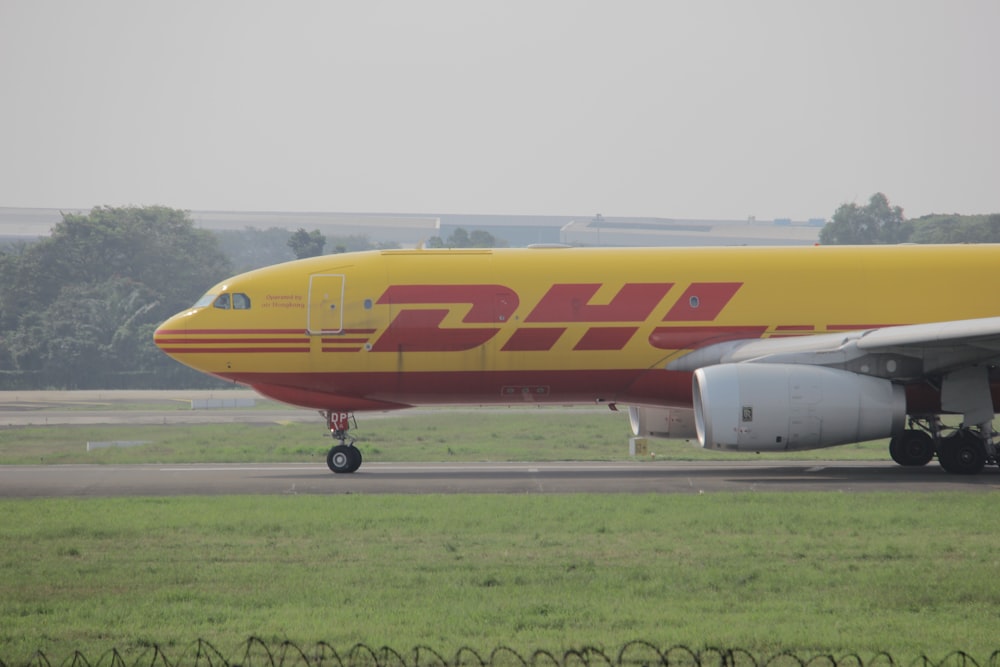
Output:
[153, 244, 1000, 475]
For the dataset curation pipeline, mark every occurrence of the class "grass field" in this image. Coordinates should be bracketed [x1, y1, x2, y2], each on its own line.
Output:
[0, 406, 994, 664]
[2, 493, 999, 665]
[0, 407, 893, 465]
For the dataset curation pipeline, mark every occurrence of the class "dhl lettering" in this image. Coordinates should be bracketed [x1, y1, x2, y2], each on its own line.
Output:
[662, 283, 743, 321]
[370, 309, 500, 352]
[574, 326, 638, 351]
[526, 283, 674, 322]
[501, 327, 565, 352]
[365, 282, 749, 353]
[376, 285, 517, 322]
[370, 285, 518, 352]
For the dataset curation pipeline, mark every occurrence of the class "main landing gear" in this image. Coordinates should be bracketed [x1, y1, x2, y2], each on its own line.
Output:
[889, 417, 996, 475]
[324, 410, 362, 474]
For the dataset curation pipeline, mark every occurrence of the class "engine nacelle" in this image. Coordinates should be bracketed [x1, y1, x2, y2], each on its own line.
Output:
[692, 364, 905, 451]
[628, 406, 698, 440]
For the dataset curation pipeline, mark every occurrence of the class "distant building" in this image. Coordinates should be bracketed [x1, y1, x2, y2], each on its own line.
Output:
[434, 214, 566, 246]
[0, 207, 824, 248]
[560, 216, 823, 247]
[190, 211, 441, 247]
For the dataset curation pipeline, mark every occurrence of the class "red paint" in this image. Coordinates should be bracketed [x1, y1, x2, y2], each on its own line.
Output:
[158, 347, 310, 354]
[501, 328, 566, 351]
[328, 412, 352, 431]
[195, 366, 1000, 418]
[648, 326, 768, 350]
[250, 382, 409, 412]
[662, 283, 742, 321]
[769, 325, 816, 339]
[376, 285, 518, 322]
[371, 285, 518, 352]
[155, 328, 306, 335]
[574, 327, 638, 351]
[155, 337, 308, 345]
[370, 309, 499, 352]
[226, 367, 696, 411]
[526, 283, 673, 322]
[322, 334, 370, 353]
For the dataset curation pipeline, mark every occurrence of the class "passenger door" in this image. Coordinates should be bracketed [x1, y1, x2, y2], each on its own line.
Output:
[307, 274, 345, 334]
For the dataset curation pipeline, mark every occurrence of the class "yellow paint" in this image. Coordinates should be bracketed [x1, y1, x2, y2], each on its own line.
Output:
[155, 244, 1000, 379]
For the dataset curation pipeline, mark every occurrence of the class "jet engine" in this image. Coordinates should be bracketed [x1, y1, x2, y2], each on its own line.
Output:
[692, 364, 905, 451]
[628, 406, 698, 440]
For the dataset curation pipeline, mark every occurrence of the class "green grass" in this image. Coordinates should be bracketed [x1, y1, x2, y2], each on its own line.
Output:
[0, 408, 976, 663]
[1, 493, 998, 664]
[0, 409, 894, 465]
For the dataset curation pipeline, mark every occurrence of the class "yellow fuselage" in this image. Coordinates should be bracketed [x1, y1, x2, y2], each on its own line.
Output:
[154, 245, 999, 412]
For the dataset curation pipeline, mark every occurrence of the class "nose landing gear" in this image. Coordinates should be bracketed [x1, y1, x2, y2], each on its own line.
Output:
[324, 410, 362, 473]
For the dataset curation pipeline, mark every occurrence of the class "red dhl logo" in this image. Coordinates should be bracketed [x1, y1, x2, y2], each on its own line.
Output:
[369, 282, 755, 352]
[161, 281, 859, 355]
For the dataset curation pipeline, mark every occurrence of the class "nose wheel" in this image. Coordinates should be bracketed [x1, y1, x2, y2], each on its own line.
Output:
[324, 410, 362, 473]
[327, 443, 362, 473]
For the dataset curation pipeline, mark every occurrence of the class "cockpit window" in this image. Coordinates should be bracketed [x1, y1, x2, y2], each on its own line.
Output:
[193, 292, 251, 310]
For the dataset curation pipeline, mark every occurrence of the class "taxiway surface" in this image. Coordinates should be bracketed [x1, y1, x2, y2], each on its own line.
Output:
[2, 461, 998, 497]
[3, 391, 998, 497]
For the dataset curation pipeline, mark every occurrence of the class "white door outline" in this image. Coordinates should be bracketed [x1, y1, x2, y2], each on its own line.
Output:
[306, 274, 345, 335]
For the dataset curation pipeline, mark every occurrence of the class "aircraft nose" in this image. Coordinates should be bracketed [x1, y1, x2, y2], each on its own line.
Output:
[153, 310, 192, 361]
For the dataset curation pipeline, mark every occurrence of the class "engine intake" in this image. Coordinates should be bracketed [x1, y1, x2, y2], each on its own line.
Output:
[693, 364, 905, 451]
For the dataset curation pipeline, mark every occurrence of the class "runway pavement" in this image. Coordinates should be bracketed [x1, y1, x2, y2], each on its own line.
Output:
[0, 389, 314, 426]
[3, 390, 1000, 497]
[2, 460, 999, 497]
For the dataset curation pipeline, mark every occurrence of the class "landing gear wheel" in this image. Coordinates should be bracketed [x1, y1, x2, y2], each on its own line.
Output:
[889, 429, 935, 467]
[327, 444, 362, 474]
[937, 431, 986, 475]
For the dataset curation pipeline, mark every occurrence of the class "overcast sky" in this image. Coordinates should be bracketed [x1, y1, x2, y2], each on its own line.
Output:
[1, 1, 997, 221]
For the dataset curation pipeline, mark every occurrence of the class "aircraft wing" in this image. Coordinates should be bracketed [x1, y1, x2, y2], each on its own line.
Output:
[665, 315, 1000, 380]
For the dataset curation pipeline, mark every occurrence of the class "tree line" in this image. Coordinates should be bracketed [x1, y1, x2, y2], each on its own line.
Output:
[819, 192, 1000, 245]
[0, 207, 397, 389]
[0, 199, 996, 390]
[0, 207, 238, 388]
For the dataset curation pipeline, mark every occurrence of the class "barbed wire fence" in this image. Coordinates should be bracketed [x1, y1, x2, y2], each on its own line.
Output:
[5, 640, 1000, 667]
